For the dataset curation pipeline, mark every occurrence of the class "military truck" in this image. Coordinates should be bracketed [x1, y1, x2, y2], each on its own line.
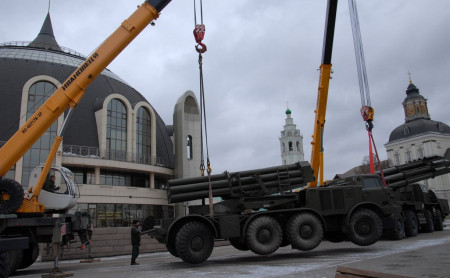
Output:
[146, 161, 400, 264]
[380, 155, 450, 237]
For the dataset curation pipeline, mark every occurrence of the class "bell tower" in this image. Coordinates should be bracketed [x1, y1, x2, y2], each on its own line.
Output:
[279, 107, 304, 165]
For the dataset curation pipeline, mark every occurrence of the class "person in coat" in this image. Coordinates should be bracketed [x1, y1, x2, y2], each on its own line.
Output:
[131, 219, 141, 265]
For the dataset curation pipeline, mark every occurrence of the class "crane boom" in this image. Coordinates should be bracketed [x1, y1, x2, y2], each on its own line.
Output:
[0, 0, 170, 178]
[309, 0, 338, 188]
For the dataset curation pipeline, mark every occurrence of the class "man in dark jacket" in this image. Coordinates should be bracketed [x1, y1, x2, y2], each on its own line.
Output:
[131, 220, 141, 265]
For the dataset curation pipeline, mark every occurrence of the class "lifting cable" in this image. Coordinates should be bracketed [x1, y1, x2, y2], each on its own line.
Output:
[348, 0, 386, 185]
[193, 0, 214, 216]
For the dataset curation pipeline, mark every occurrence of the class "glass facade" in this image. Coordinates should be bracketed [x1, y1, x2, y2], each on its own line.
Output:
[73, 203, 174, 228]
[136, 107, 151, 164]
[106, 99, 127, 161]
[21, 81, 58, 186]
[99, 170, 149, 188]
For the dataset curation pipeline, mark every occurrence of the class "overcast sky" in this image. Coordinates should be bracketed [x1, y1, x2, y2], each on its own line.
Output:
[1, 1, 449, 180]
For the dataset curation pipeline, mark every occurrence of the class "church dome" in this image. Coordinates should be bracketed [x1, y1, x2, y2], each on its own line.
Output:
[388, 118, 450, 142]
[388, 81, 450, 143]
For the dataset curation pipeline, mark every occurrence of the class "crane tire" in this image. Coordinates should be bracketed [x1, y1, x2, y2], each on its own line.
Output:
[420, 209, 434, 233]
[348, 208, 382, 246]
[0, 178, 24, 214]
[433, 209, 444, 231]
[0, 252, 9, 278]
[7, 249, 23, 275]
[245, 216, 282, 255]
[404, 209, 419, 237]
[175, 221, 213, 264]
[286, 212, 323, 251]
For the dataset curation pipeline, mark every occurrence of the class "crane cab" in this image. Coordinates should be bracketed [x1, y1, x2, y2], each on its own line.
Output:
[28, 165, 78, 211]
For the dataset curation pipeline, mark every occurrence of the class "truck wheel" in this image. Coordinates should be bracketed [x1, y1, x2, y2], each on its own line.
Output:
[175, 221, 213, 264]
[18, 243, 39, 270]
[386, 213, 405, 240]
[420, 209, 434, 233]
[348, 209, 382, 246]
[286, 212, 323, 251]
[433, 210, 444, 231]
[0, 252, 9, 278]
[0, 178, 24, 214]
[404, 210, 418, 237]
[246, 216, 282, 255]
[229, 237, 249, 251]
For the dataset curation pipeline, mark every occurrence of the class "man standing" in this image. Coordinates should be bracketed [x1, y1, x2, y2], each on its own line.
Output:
[131, 219, 141, 265]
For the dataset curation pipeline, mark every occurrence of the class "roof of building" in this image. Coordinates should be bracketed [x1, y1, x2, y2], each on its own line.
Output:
[387, 82, 450, 144]
[0, 12, 173, 167]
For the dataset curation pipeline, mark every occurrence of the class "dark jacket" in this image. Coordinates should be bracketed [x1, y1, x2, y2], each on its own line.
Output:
[131, 225, 141, 246]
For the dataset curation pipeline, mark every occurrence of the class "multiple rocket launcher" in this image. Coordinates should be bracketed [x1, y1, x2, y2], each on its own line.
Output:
[167, 156, 450, 203]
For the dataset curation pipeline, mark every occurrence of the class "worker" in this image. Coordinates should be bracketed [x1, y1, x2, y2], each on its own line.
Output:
[130, 219, 141, 265]
[43, 175, 60, 192]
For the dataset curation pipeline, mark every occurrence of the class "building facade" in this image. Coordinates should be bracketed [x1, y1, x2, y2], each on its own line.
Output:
[385, 81, 450, 199]
[0, 13, 201, 227]
[280, 108, 304, 165]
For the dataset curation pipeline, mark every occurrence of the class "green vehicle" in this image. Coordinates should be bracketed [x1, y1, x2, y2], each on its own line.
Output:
[146, 162, 400, 264]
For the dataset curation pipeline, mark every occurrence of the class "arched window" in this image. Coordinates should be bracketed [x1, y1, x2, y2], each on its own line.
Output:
[186, 135, 193, 160]
[22, 81, 58, 184]
[296, 141, 300, 151]
[289, 141, 293, 151]
[136, 107, 151, 164]
[107, 99, 127, 161]
[282, 143, 285, 153]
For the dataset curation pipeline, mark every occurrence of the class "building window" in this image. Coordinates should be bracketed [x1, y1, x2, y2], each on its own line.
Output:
[289, 141, 293, 151]
[405, 150, 412, 162]
[403, 126, 410, 135]
[417, 148, 424, 159]
[186, 135, 193, 160]
[22, 81, 58, 184]
[70, 167, 95, 184]
[394, 153, 400, 165]
[296, 141, 300, 151]
[282, 143, 285, 153]
[136, 107, 151, 164]
[106, 99, 127, 161]
[99, 170, 149, 188]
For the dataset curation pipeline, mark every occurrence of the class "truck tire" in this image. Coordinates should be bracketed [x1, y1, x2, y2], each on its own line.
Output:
[229, 237, 249, 251]
[420, 209, 434, 233]
[18, 243, 39, 270]
[246, 216, 282, 255]
[348, 209, 382, 246]
[404, 209, 418, 237]
[0, 252, 9, 278]
[286, 212, 323, 251]
[175, 221, 213, 264]
[386, 213, 405, 240]
[433, 209, 444, 231]
[0, 178, 24, 214]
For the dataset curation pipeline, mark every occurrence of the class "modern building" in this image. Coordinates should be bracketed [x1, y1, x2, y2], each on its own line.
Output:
[0, 12, 201, 227]
[279, 107, 304, 165]
[385, 80, 450, 199]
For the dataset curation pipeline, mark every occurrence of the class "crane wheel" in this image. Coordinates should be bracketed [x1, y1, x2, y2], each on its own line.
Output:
[0, 178, 24, 214]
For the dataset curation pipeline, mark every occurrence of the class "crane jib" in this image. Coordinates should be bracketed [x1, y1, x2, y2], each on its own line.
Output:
[61, 53, 99, 91]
